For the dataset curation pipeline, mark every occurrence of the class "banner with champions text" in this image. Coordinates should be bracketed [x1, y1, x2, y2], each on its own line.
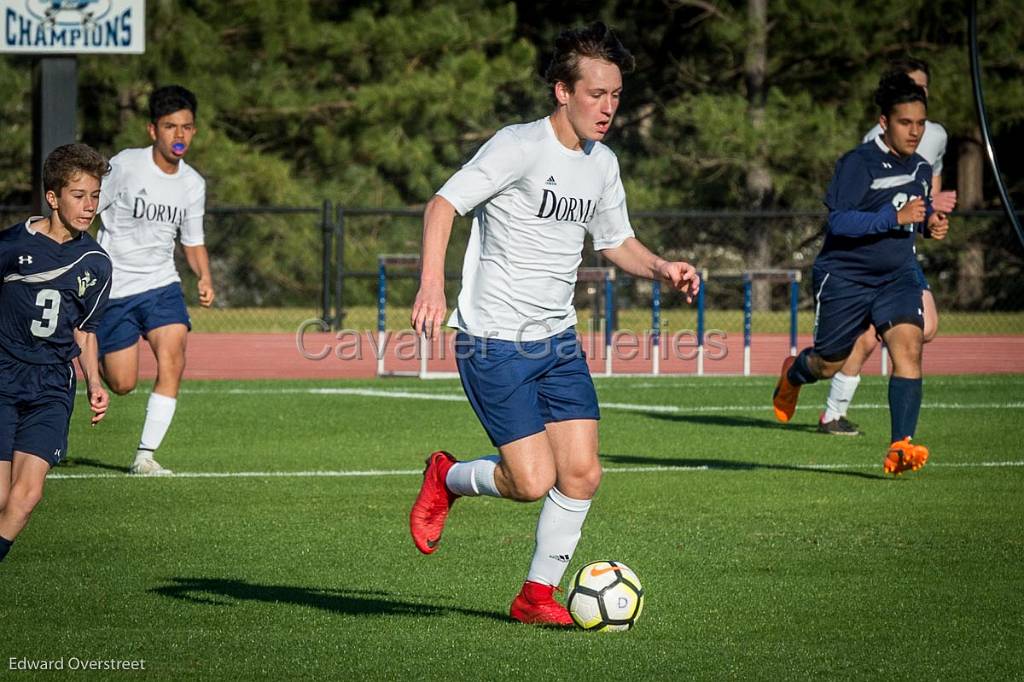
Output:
[0, 0, 144, 54]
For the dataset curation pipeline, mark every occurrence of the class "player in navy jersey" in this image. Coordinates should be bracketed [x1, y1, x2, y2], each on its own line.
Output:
[0, 144, 112, 562]
[818, 58, 956, 436]
[772, 73, 950, 475]
[408, 23, 700, 626]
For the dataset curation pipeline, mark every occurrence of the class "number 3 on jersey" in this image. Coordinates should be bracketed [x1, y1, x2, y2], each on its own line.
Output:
[30, 289, 61, 338]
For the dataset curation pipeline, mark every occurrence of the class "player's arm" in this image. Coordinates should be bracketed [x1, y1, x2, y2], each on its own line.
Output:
[183, 245, 215, 307]
[826, 154, 911, 236]
[412, 195, 456, 338]
[601, 237, 700, 304]
[74, 328, 109, 425]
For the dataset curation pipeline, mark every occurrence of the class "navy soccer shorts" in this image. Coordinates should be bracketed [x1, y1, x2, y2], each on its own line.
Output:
[97, 282, 192, 356]
[0, 351, 75, 466]
[455, 329, 600, 448]
[811, 266, 925, 362]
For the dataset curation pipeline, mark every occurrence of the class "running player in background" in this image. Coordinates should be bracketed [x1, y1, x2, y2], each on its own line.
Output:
[0, 144, 112, 562]
[408, 23, 701, 626]
[97, 85, 214, 476]
[818, 58, 956, 436]
[773, 72, 949, 474]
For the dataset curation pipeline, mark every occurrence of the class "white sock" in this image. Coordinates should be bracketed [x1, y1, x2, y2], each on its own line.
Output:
[824, 372, 861, 422]
[445, 456, 501, 497]
[137, 392, 177, 455]
[526, 487, 592, 587]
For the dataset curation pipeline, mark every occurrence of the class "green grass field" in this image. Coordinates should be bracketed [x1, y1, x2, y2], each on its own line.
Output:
[3, 375, 1023, 679]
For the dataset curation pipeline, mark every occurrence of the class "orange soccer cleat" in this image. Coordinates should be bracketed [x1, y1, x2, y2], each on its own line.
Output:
[509, 581, 574, 627]
[409, 450, 459, 554]
[772, 356, 801, 423]
[883, 437, 929, 475]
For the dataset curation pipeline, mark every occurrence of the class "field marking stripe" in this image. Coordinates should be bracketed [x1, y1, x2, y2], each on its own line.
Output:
[47, 460, 1024, 480]
[153, 387, 1024, 412]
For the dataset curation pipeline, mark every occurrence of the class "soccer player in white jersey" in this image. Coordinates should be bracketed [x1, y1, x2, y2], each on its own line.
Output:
[818, 58, 956, 436]
[96, 85, 215, 475]
[408, 23, 701, 626]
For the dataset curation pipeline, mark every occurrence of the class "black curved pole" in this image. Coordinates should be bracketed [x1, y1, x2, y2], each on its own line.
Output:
[968, 0, 1024, 249]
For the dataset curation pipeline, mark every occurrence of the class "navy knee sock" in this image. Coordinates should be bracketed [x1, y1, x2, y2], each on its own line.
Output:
[787, 349, 819, 386]
[0, 536, 12, 562]
[889, 376, 923, 443]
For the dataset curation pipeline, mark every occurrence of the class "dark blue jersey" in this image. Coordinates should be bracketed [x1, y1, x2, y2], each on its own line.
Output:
[816, 138, 934, 285]
[0, 220, 112, 365]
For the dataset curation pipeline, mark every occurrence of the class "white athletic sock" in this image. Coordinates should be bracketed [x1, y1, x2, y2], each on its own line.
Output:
[445, 456, 501, 497]
[137, 392, 177, 455]
[824, 371, 862, 422]
[526, 487, 592, 587]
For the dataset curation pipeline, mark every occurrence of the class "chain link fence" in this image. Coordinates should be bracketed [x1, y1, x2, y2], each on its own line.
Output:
[2, 205, 1021, 336]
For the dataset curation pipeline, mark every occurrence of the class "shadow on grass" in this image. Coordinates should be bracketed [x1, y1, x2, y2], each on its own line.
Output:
[601, 453, 886, 481]
[151, 577, 509, 622]
[56, 457, 129, 473]
[642, 412, 822, 433]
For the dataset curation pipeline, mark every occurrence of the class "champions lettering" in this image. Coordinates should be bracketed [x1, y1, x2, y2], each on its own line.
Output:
[536, 189, 598, 224]
[4, 7, 132, 49]
[133, 197, 187, 226]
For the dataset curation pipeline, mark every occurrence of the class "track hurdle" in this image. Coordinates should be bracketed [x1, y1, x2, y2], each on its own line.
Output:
[376, 254, 423, 377]
[739, 269, 801, 376]
[649, 271, 707, 375]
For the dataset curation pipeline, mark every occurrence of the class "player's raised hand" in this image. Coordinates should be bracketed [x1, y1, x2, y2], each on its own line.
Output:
[658, 261, 701, 304]
[932, 190, 957, 215]
[197, 278, 215, 307]
[897, 197, 926, 225]
[927, 211, 950, 240]
[88, 384, 109, 425]
[412, 283, 447, 339]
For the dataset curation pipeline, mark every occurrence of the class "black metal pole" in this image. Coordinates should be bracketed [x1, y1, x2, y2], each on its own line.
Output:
[334, 205, 346, 330]
[32, 57, 77, 214]
[320, 199, 333, 325]
[968, 0, 1024, 249]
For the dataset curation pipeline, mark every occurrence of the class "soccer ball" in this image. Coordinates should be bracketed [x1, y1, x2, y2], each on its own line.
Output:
[567, 560, 644, 631]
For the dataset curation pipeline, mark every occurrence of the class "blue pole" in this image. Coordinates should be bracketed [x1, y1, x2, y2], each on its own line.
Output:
[696, 278, 705, 347]
[604, 272, 614, 350]
[651, 280, 661, 348]
[743, 277, 752, 352]
[789, 277, 799, 356]
[377, 261, 387, 335]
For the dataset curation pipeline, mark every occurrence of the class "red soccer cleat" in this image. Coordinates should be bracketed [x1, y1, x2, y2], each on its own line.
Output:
[509, 581, 574, 627]
[883, 437, 929, 475]
[409, 450, 458, 554]
[773, 355, 801, 423]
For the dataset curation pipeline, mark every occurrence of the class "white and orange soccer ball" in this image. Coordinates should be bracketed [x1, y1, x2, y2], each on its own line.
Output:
[567, 560, 645, 631]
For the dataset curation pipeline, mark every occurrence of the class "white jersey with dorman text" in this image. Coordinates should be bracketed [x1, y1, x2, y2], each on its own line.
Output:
[437, 117, 635, 341]
[98, 146, 206, 299]
[863, 120, 948, 176]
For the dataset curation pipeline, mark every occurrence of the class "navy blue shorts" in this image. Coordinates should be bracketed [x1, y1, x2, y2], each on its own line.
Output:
[812, 267, 924, 362]
[455, 330, 600, 448]
[0, 351, 75, 466]
[97, 282, 192, 356]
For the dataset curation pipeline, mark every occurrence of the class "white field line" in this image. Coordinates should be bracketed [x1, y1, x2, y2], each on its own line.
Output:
[156, 386, 1024, 413]
[48, 460, 1024, 481]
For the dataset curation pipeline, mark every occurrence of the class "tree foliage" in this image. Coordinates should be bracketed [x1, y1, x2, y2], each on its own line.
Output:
[1, 0, 1020, 308]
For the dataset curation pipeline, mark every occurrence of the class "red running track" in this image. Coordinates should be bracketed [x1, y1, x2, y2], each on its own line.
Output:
[108, 332, 1024, 380]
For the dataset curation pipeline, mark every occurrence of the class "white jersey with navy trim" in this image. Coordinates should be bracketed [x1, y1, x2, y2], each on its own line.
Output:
[863, 120, 947, 176]
[437, 117, 635, 341]
[98, 146, 206, 299]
